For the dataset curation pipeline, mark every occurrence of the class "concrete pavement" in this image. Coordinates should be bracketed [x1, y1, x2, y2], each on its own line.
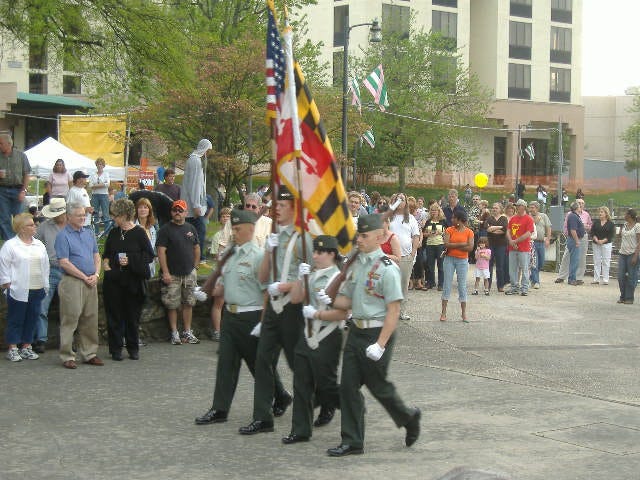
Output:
[1, 271, 638, 480]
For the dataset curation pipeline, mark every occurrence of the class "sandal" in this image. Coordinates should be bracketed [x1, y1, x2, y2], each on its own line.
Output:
[462, 317, 470, 323]
[439, 315, 447, 322]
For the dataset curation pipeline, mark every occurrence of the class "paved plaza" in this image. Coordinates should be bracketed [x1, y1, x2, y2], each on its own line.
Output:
[1, 271, 639, 480]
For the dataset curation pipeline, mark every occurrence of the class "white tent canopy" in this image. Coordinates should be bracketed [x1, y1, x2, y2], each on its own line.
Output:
[24, 137, 126, 181]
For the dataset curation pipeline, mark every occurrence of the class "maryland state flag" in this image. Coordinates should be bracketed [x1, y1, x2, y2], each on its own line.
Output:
[266, 1, 355, 252]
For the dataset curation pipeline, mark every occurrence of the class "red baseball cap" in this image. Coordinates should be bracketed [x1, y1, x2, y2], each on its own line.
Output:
[172, 199, 187, 211]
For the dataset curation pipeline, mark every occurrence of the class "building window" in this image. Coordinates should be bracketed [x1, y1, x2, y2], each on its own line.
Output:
[382, 4, 410, 39]
[431, 55, 457, 93]
[432, 11, 457, 51]
[550, 68, 571, 102]
[508, 63, 530, 99]
[509, 21, 532, 60]
[334, 5, 349, 47]
[29, 38, 47, 70]
[63, 75, 81, 95]
[494, 137, 506, 178]
[29, 74, 48, 94]
[551, 0, 572, 23]
[550, 26, 572, 63]
[520, 139, 550, 176]
[510, 0, 532, 19]
[432, 0, 457, 7]
[333, 50, 343, 87]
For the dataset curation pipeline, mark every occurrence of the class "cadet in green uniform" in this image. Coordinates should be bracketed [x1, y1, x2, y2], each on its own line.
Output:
[281, 235, 347, 444]
[194, 209, 284, 425]
[239, 185, 314, 435]
[326, 213, 421, 457]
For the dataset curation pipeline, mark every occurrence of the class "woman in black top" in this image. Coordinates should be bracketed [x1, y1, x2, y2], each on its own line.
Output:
[103, 199, 154, 361]
[484, 202, 509, 291]
[591, 206, 616, 285]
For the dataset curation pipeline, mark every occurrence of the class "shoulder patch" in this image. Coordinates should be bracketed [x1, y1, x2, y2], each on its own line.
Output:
[380, 256, 392, 266]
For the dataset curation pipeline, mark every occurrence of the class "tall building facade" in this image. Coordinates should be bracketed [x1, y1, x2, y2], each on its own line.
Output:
[300, 0, 584, 188]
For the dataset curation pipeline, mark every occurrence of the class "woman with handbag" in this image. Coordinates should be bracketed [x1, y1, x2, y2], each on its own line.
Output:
[103, 199, 154, 361]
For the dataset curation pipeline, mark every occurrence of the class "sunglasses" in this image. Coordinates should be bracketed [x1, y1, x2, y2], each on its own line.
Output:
[244, 204, 259, 210]
[171, 207, 185, 213]
[378, 202, 387, 205]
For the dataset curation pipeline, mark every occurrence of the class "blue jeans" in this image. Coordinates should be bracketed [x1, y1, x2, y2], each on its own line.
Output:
[530, 241, 546, 284]
[0, 187, 23, 240]
[5, 289, 46, 345]
[566, 237, 580, 282]
[508, 250, 530, 293]
[34, 266, 63, 343]
[187, 216, 207, 261]
[91, 193, 111, 233]
[442, 256, 469, 302]
[425, 244, 444, 288]
[617, 254, 639, 302]
[489, 244, 507, 289]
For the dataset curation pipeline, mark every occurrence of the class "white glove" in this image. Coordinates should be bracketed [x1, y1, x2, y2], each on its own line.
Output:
[316, 288, 332, 306]
[298, 262, 311, 279]
[268, 282, 281, 297]
[193, 286, 207, 302]
[366, 343, 385, 361]
[250, 322, 261, 337]
[266, 233, 279, 252]
[302, 304, 318, 319]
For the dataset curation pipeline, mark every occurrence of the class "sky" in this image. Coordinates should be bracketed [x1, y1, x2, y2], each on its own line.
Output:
[581, 0, 640, 96]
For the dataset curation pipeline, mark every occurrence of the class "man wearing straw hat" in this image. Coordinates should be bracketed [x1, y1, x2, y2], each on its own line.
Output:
[32, 197, 68, 353]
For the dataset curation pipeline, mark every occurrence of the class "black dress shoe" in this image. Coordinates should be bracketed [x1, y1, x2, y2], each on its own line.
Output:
[238, 420, 274, 435]
[273, 392, 292, 417]
[314, 407, 335, 427]
[282, 433, 310, 445]
[111, 352, 123, 361]
[405, 407, 421, 447]
[128, 351, 139, 360]
[327, 444, 364, 457]
[33, 341, 45, 354]
[195, 408, 228, 425]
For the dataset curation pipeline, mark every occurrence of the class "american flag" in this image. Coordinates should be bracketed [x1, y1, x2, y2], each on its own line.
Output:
[266, 1, 285, 120]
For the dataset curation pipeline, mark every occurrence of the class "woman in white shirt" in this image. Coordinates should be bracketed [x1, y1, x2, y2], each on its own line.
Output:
[388, 193, 420, 321]
[134, 197, 158, 277]
[0, 213, 50, 362]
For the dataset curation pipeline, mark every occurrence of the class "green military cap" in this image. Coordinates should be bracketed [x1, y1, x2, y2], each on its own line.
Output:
[277, 184, 294, 201]
[230, 209, 257, 226]
[313, 235, 338, 251]
[357, 213, 383, 233]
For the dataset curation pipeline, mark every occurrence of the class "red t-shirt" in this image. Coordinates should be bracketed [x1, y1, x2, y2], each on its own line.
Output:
[507, 214, 534, 252]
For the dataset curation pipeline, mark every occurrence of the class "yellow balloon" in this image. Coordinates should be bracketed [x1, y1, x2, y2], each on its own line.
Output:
[474, 172, 489, 189]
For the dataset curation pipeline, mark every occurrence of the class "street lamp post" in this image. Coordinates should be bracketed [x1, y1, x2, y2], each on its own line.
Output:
[341, 18, 381, 184]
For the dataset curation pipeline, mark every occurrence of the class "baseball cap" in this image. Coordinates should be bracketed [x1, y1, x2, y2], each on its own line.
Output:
[172, 199, 187, 211]
[72, 170, 89, 182]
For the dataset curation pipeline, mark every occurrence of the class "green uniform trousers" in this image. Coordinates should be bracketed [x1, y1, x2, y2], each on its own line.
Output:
[212, 310, 287, 414]
[252, 302, 303, 421]
[291, 327, 342, 438]
[339, 324, 413, 448]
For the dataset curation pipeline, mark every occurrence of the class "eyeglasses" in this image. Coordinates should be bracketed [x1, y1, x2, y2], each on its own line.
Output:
[171, 207, 185, 213]
[244, 204, 259, 210]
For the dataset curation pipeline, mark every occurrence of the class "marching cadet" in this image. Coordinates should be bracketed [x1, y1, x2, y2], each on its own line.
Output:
[324, 213, 421, 457]
[239, 185, 314, 435]
[281, 235, 347, 444]
[194, 209, 289, 425]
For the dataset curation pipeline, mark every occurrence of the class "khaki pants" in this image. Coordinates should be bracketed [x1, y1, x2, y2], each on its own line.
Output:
[58, 275, 99, 362]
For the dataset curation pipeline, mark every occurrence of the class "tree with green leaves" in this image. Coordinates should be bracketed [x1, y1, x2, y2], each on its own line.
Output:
[621, 95, 640, 190]
[345, 30, 493, 190]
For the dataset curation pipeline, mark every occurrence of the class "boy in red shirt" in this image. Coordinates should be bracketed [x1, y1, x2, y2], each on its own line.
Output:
[506, 199, 534, 296]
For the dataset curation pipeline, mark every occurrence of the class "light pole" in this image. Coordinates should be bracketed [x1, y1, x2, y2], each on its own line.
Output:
[341, 18, 382, 184]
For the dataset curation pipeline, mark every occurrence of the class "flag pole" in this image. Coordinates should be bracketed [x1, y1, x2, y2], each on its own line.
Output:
[283, 12, 311, 310]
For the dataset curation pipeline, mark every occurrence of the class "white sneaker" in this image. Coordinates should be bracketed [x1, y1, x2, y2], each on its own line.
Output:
[19, 346, 39, 360]
[182, 330, 200, 344]
[6, 348, 22, 362]
[399, 312, 411, 321]
[533, 283, 540, 289]
[170, 331, 182, 345]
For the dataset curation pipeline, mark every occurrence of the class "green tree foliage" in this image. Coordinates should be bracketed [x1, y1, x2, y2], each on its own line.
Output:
[348, 30, 493, 189]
